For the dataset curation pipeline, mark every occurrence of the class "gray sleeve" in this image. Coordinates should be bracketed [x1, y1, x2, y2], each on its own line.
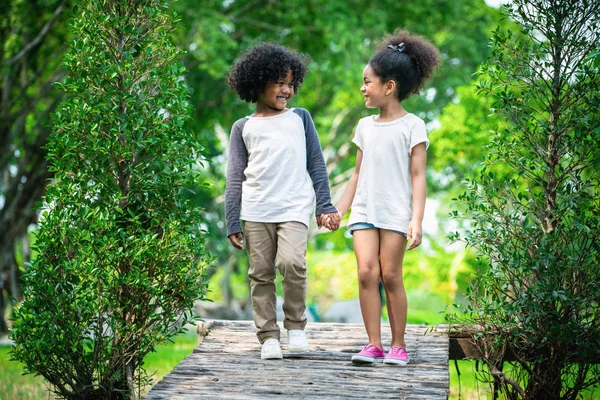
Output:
[294, 108, 337, 216]
[225, 118, 249, 236]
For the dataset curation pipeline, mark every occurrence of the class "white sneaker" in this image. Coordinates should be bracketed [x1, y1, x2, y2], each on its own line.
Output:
[288, 330, 309, 353]
[261, 339, 283, 360]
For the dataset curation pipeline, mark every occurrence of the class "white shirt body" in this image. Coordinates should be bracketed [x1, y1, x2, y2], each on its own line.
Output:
[349, 113, 429, 233]
[240, 109, 315, 227]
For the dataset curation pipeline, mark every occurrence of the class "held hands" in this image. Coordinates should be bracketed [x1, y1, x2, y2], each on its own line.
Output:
[228, 232, 244, 250]
[317, 211, 341, 232]
[406, 220, 423, 250]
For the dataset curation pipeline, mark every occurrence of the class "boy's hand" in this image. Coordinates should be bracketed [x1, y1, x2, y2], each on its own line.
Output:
[318, 214, 327, 229]
[406, 220, 422, 250]
[228, 232, 244, 250]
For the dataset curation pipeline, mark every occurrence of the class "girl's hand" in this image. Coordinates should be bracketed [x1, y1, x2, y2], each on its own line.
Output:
[228, 232, 244, 250]
[317, 212, 339, 231]
[322, 211, 341, 231]
[406, 220, 423, 250]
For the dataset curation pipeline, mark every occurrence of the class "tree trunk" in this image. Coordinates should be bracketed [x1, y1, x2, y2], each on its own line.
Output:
[0, 271, 8, 334]
[0, 145, 52, 332]
[0, 247, 18, 334]
[1, 0, 69, 332]
[526, 355, 563, 400]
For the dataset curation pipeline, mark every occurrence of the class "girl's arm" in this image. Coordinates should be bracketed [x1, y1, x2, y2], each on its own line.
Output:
[407, 142, 427, 250]
[336, 148, 364, 218]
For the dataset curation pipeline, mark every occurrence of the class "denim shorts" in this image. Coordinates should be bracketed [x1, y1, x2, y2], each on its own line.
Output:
[347, 222, 406, 237]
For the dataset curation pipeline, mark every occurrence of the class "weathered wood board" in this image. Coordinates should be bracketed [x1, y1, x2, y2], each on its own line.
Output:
[145, 320, 449, 399]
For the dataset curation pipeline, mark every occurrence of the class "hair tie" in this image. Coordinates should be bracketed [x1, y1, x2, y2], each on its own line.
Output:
[387, 43, 405, 53]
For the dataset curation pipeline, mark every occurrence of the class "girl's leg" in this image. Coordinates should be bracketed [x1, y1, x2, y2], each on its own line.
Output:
[379, 229, 408, 348]
[353, 229, 383, 348]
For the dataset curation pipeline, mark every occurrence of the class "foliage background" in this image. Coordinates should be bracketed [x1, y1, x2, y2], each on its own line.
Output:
[3, 0, 598, 399]
[1, 0, 506, 319]
[168, 0, 507, 316]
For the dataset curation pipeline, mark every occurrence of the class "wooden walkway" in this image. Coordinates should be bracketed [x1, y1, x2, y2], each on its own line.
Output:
[145, 320, 449, 399]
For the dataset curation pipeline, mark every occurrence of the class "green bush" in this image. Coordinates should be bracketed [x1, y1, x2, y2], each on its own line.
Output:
[450, 1, 600, 399]
[10, 1, 210, 399]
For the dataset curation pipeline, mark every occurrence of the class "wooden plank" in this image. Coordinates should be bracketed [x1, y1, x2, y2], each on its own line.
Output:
[449, 337, 480, 360]
[442, 325, 513, 361]
[145, 320, 450, 399]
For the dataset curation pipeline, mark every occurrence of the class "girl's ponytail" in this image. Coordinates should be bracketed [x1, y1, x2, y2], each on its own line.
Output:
[370, 30, 441, 101]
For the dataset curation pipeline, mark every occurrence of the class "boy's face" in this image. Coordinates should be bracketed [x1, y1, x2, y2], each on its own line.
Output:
[258, 69, 294, 111]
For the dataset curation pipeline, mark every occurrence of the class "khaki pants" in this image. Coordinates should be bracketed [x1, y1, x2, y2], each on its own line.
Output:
[243, 221, 308, 343]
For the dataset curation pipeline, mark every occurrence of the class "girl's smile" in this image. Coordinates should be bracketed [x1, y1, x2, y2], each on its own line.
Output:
[361, 64, 388, 108]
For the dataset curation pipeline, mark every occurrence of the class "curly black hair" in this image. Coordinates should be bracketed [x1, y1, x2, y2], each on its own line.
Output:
[227, 43, 310, 103]
[369, 29, 441, 102]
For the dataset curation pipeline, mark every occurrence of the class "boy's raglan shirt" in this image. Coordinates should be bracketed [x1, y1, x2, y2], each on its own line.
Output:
[225, 108, 336, 236]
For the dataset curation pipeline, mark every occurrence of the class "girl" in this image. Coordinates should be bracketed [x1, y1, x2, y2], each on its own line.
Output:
[225, 43, 340, 360]
[326, 30, 440, 365]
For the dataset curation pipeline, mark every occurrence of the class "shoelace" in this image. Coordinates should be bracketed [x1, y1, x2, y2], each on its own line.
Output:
[391, 346, 407, 356]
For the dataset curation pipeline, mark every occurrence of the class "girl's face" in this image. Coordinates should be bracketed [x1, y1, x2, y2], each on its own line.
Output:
[361, 64, 392, 108]
[257, 69, 294, 112]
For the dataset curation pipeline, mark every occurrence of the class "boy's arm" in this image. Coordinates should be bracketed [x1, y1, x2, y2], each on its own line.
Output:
[295, 109, 337, 216]
[225, 119, 249, 239]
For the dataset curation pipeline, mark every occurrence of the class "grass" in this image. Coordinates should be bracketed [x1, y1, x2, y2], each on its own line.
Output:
[0, 346, 51, 400]
[448, 360, 600, 400]
[449, 360, 494, 400]
[140, 329, 197, 395]
[0, 329, 197, 400]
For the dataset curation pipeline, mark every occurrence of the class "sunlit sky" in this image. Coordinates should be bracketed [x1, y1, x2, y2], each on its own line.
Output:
[485, 0, 507, 7]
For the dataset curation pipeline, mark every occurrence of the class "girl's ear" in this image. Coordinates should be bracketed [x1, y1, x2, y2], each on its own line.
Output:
[385, 80, 397, 96]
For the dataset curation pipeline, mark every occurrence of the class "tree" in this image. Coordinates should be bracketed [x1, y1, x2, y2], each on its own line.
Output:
[0, 0, 71, 335]
[429, 82, 499, 194]
[451, 0, 600, 398]
[10, 1, 210, 398]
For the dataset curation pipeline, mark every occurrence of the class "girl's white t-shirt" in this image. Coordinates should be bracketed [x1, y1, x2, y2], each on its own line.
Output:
[348, 113, 429, 233]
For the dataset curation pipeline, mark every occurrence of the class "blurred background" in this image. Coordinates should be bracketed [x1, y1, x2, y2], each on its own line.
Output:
[1, 0, 513, 398]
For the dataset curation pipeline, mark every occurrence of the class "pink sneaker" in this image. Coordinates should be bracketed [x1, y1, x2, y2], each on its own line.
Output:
[351, 344, 385, 364]
[384, 346, 409, 365]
